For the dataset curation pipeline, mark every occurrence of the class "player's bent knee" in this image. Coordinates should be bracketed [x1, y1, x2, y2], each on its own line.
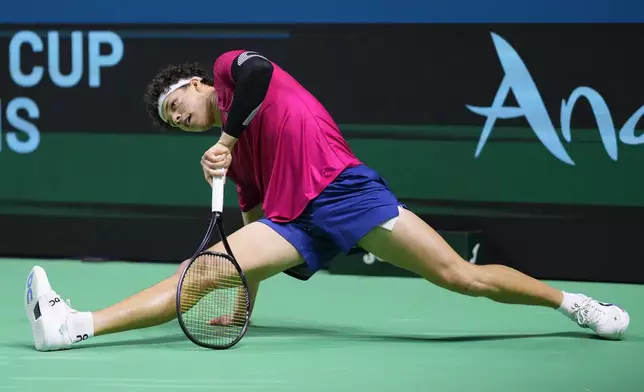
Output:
[176, 261, 220, 294]
[174, 259, 191, 277]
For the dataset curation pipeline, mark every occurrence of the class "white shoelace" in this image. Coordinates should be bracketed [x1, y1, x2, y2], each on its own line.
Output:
[56, 296, 76, 339]
[573, 297, 605, 326]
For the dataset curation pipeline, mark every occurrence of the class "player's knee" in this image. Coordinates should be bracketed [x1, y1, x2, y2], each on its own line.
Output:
[438, 262, 489, 297]
[174, 259, 191, 277]
[176, 258, 222, 290]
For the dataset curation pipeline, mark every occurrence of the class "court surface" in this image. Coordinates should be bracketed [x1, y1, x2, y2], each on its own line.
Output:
[1, 258, 642, 392]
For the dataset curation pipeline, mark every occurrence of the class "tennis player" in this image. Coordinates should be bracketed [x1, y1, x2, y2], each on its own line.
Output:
[24, 50, 630, 351]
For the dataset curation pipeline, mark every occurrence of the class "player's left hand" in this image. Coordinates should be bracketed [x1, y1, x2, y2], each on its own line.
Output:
[201, 142, 232, 185]
[207, 315, 234, 326]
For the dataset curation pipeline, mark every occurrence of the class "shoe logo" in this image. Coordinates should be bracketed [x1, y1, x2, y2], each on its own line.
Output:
[26, 272, 34, 305]
[75, 334, 89, 342]
[598, 302, 614, 307]
[49, 297, 61, 307]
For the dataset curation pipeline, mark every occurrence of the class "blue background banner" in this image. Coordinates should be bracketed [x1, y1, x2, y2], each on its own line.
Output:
[1, 0, 643, 24]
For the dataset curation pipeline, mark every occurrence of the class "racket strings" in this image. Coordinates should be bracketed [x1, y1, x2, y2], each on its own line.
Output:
[179, 253, 248, 347]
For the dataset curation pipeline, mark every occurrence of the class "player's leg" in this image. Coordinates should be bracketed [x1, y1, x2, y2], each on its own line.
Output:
[24, 221, 303, 351]
[92, 226, 278, 336]
[360, 208, 562, 306]
[357, 208, 630, 339]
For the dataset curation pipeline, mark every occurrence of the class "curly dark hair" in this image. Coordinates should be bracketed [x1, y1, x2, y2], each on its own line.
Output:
[144, 62, 214, 130]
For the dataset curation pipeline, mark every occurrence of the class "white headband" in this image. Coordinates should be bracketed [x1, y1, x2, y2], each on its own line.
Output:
[157, 77, 202, 122]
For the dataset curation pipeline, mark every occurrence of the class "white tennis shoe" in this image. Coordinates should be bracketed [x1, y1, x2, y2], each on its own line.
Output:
[566, 294, 630, 340]
[24, 266, 78, 351]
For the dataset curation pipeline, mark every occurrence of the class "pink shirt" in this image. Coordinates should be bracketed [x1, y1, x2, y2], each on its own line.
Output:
[213, 50, 362, 223]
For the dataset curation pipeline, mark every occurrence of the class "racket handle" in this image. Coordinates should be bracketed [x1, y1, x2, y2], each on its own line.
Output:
[211, 174, 225, 213]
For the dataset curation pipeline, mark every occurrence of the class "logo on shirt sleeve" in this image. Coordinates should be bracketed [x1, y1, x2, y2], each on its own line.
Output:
[237, 51, 269, 66]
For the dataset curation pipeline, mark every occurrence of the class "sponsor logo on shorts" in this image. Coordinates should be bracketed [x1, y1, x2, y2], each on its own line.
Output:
[362, 252, 385, 265]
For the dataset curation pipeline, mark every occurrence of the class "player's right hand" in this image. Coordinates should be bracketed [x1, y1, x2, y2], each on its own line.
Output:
[201, 142, 232, 186]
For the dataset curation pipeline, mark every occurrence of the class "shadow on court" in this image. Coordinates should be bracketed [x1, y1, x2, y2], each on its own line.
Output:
[8, 324, 640, 352]
[245, 324, 603, 342]
[76, 334, 188, 349]
[2, 334, 188, 351]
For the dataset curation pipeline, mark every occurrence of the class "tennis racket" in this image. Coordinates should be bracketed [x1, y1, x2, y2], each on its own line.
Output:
[176, 174, 251, 350]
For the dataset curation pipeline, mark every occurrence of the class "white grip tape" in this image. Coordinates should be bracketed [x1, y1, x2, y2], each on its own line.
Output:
[211, 174, 225, 213]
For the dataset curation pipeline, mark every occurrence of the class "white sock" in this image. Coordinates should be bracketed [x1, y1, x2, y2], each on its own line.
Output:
[557, 292, 587, 316]
[67, 312, 95, 343]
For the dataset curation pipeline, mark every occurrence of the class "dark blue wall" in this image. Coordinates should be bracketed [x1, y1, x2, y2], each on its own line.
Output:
[1, 0, 643, 23]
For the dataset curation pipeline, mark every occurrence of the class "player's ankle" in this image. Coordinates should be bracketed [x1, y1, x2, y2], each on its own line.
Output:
[556, 292, 586, 316]
[67, 311, 95, 343]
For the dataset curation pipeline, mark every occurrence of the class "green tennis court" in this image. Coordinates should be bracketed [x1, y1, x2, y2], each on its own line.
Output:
[1, 258, 642, 391]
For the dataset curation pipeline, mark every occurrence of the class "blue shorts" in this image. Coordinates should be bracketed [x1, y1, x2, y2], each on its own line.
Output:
[259, 164, 403, 280]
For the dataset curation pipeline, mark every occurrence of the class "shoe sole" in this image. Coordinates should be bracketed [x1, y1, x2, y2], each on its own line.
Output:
[617, 310, 630, 340]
